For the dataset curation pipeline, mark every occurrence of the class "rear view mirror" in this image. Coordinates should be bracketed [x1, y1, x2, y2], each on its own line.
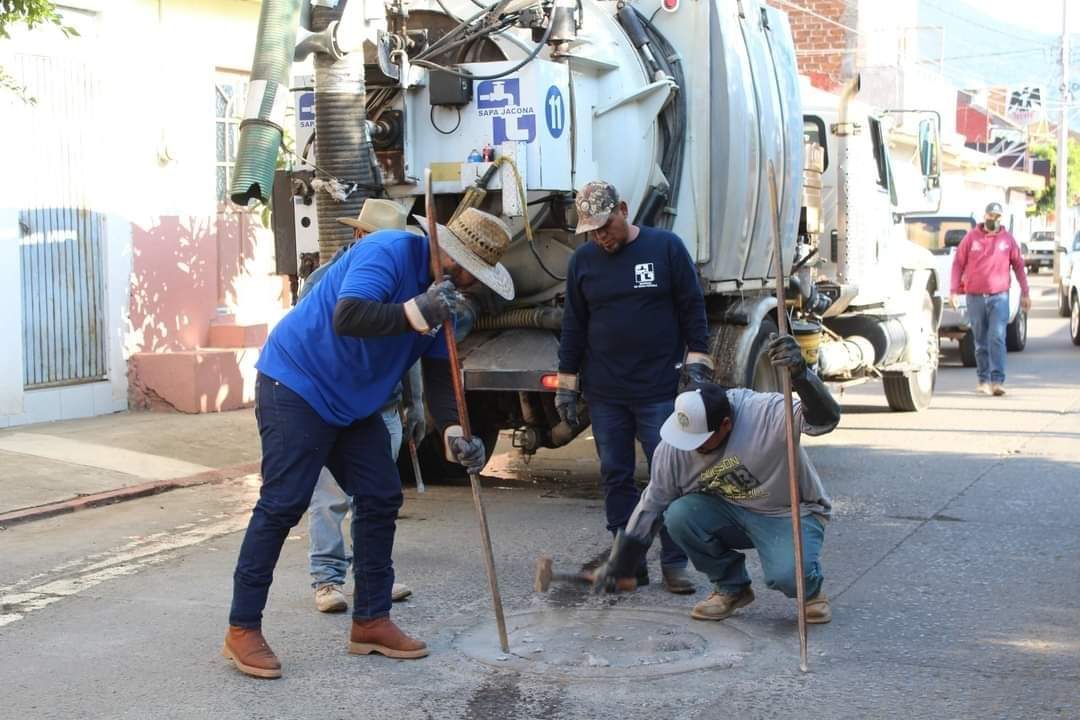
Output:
[918, 116, 942, 191]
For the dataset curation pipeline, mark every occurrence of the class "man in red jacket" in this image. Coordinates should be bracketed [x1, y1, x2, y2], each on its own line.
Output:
[949, 202, 1031, 396]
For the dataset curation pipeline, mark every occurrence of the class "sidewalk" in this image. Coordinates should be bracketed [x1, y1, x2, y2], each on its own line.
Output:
[0, 408, 261, 526]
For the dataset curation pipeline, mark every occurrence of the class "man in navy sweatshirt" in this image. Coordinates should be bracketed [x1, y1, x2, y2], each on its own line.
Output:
[556, 181, 713, 594]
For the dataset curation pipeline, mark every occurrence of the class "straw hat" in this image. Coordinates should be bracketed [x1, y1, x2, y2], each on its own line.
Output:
[413, 208, 515, 300]
[337, 198, 408, 233]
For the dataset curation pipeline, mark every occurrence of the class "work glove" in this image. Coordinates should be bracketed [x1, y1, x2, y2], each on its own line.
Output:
[767, 333, 807, 379]
[402, 396, 426, 446]
[554, 372, 580, 426]
[404, 279, 462, 334]
[447, 431, 487, 475]
[678, 352, 715, 392]
[451, 293, 479, 343]
[591, 530, 650, 594]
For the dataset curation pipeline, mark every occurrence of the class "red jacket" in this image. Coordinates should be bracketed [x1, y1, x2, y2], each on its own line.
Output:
[950, 224, 1030, 297]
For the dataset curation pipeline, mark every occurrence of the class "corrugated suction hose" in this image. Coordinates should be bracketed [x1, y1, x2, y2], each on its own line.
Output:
[229, 0, 301, 206]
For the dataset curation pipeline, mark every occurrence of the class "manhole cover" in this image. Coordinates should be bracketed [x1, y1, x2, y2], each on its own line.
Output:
[456, 607, 754, 679]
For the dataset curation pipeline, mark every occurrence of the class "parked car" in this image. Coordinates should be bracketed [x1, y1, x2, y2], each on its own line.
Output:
[1025, 230, 1055, 274]
[1057, 231, 1080, 317]
[904, 214, 1027, 366]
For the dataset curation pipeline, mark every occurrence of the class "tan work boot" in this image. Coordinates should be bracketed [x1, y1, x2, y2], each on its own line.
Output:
[690, 587, 755, 621]
[991, 383, 1006, 397]
[349, 617, 429, 659]
[314, 583, 348, 613]
[806, 591, 832, 624]
[391, 583, 413, 602]
[976, 383, 992, 396]
[222, 626, 282, 679]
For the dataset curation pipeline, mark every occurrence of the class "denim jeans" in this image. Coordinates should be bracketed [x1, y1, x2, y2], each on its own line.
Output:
[664, 493, 825, 598]
[308, 407, 403, 588]
[229, 374, 402, 627]
[967, 292, 1009, 384]
[588, 397, 688, 568]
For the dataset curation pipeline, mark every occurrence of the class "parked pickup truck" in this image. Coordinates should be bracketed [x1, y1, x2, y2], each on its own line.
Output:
[904, 214, 1027, 366]
[1026, 230, 1055, 274]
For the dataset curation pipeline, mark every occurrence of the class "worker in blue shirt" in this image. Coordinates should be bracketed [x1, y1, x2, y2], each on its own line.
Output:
[555, 181, 713, 595]
[223, 207, 515, 680]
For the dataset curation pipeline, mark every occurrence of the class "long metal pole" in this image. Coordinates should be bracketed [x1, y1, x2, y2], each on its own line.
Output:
[424, 168, 509, 653]
[1056, 0, 1070, 284]
[768, 162, 809, 673]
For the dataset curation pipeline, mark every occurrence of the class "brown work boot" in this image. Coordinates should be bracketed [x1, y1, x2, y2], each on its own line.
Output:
[349, 617, 429, 659]
[222, 626, 282, 679]
[690, 587, 755, 621]
[806, 591, 832, 624]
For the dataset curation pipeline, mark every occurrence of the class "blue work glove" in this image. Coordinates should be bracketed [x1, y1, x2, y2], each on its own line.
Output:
[404, 279, 461, 334]
[448, 434, 487, 475]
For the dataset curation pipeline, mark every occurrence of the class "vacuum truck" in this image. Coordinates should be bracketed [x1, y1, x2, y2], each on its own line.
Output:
[232, 0, 943, 474]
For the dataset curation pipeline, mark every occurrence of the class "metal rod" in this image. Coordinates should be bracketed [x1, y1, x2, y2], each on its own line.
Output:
[424, 168, 509, 653]
[767, 161, 809, 673]
[398, 404, 425, 493]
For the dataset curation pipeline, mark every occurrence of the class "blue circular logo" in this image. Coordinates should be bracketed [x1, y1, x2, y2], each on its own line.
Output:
[545, 86, 565, 139]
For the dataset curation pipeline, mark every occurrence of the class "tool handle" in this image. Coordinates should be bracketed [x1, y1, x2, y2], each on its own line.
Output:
[424, 168, 509, 653]
[768, 162, 809, 673]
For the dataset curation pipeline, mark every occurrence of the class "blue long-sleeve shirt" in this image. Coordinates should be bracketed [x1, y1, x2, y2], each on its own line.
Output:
[558, 227, 708, 403]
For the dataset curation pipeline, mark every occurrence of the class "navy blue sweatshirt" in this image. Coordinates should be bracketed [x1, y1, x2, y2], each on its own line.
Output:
[558, 226, 709, 403]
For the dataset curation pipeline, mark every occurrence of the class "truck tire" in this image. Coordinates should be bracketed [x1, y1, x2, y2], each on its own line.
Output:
[744, 316, 781, 392]
[1059, 283, 1071, 317]
[1006, 308, 1027, 352]
[959, 330, 977, 367]
[1071, 291, 1080, 346]
[1029, 265, 1039, 275]
[884, 292, 937, 412]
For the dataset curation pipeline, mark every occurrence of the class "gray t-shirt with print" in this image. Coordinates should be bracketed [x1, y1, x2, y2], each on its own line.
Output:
[626, 388, 833, 540]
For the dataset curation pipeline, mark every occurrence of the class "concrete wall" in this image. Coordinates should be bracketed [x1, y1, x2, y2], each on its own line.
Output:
[0, 0, 288, 426]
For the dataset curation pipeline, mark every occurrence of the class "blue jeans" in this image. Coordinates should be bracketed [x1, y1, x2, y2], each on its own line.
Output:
[664, 493, 825, 598]
[229, 374, 402, 627]
[308, 407, 403, 587]
[967, 292, 1009, 384]
[589, 397, 688, 568]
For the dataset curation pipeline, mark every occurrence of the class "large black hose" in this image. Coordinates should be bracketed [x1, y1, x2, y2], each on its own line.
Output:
[230, 0, 301, 206]
[311, 4, 378, 264]
[475, 307, 563, 331]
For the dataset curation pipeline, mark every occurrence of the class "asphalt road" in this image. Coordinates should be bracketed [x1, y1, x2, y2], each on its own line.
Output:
[1, 276, 1078, 720]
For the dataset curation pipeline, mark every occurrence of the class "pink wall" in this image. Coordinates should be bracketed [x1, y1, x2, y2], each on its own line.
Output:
[128, 211, 283, 353]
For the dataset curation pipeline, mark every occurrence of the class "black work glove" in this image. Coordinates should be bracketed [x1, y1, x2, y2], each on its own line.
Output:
[554, 373, 580, 426]
[448, 434, 487, 475]
[679, 362, 713, 392]
[591, 530, 650, 594]
[404, 279, 461, 334]
[767, 333, 807, 379]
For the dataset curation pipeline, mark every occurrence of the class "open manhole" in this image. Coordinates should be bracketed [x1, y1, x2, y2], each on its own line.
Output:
[456, 607, 754, 679]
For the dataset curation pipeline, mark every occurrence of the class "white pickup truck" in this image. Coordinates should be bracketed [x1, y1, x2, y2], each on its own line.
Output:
[1025, 230, 1055, 275]
[904, 214, 1026, 366]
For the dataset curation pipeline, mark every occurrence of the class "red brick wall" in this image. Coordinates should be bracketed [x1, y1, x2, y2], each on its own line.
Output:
[766, 0, 856, 91]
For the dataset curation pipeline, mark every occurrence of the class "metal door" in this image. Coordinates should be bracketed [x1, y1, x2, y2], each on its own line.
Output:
[14, 53, 108, 388]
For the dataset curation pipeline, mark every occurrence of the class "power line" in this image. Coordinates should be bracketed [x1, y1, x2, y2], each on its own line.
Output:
[921, 0, 1057, 43]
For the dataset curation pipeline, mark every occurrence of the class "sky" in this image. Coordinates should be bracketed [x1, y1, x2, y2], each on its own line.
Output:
[916, 0, 1077, 125]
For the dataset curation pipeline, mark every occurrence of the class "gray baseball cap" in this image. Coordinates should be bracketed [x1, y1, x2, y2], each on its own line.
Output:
[574, 181, 620, 234]
[984, 202, 1003, 217]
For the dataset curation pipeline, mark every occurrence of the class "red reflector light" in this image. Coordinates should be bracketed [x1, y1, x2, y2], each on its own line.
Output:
[662, 0, 679, 11]
[541, 374, 559, 389]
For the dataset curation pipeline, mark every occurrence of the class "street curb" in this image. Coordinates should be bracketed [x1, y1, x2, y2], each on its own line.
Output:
[0, 462, 261, 529]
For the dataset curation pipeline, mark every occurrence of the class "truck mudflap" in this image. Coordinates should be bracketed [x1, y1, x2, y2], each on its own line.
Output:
[459, 328, 560, 392]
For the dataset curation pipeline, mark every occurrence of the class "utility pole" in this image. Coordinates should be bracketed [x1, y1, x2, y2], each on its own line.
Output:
[1055, 0, 1070, 284]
